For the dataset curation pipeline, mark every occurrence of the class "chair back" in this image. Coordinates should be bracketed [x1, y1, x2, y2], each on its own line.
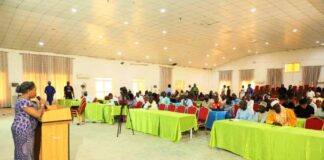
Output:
[253, 103, 259, 112]
[187, 106, 197, 115]
[159, 103, 166, 110]
[168, 104, 176, 112]
[92, 97, 97, 103]
[176, 105, 186, 113]
[234, 104, 240, 117]
[198, 107, 209, 122]
[79, 98, 87, 114]
[305, 117, 324, 130]
[136, 101, 143, 108]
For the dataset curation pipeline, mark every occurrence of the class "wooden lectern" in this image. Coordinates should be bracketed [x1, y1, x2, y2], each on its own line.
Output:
[35, 106, 72, 160]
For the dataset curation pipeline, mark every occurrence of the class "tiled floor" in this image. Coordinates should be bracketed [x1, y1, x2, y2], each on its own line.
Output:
[0, 108, 243, 160]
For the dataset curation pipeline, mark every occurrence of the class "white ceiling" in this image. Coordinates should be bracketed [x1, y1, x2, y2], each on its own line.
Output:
[0, 0, 323, 68]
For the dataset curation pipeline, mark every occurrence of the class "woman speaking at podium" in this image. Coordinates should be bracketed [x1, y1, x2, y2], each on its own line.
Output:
[11, 81, 46, 160]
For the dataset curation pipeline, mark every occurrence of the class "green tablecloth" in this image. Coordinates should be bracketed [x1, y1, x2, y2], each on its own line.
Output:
[126, 109, 197, 142]
[57, 99, 80, 107]
[103, 105, 127, 124]
[209, 120, 324, 160]
[297, 118, 306, 128]
[85, 103, 127, 124]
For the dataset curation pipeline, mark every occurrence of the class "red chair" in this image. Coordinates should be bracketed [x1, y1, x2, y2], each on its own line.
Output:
[159, 103, 166, 110]
[136, 101, 143, 108]
[92, 97, 98, 103]
[193, 101, 197, 107]
[187, 106, 197, 115]
[234, 104, 240, 117]
[71, 98, 87, 125]
[253, 103, 259, 112]
[305, 117, 324, 130]
[176, 105, 186, 113]
[168, 104, 176, 112]
[197, 107, 209, 134]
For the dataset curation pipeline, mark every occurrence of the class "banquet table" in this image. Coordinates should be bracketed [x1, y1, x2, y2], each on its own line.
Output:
[205, 111, 227, 129]
[296, 118, 306, 128]
[126, 109, 197, 142]
[57, 99, 80, 107]
[209, 120, 324, 160]
[85, 103, 126, 124]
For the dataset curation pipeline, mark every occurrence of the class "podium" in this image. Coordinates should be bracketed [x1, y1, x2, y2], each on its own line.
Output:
[35, 106, 72, 160]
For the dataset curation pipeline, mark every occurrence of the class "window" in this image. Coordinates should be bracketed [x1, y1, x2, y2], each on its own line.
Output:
[95, 78, 112, 98]
[133, 79, 145, 93]
[285, 63, 300, 72]
[175, 80, 185, 91]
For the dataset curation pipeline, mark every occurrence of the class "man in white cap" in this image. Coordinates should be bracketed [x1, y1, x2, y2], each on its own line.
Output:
[266, 100, 296, 126]
[252, 101, 269, 123]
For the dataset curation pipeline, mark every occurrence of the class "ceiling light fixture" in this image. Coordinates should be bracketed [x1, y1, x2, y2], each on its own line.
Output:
[206, 54, 210, 57]
[123, 21, 129, 25]
[98, 35, 103, 39]
[215, 43, 219, 47]
[265, 42, 269, 45]
[160, 8, 166, 13]
[162, 30, 167, 34]
[135, 41, 139, 45]
[316, 41, 320, 44]
[163, 47, 168, 51]
[292, 28, 298, 32]
[38, 41, 44, 46]
[169, 58, 172, 62]
[145, 55, 150, 59]
[233, 47, 237, 50]
[248, 50, 251, 53]
[71, 8, 77, 13]
[222, 56, 226, 59]
[117, 51, 122, 55]
[250, 8, 256, 13]
[188, 61, 192, 64]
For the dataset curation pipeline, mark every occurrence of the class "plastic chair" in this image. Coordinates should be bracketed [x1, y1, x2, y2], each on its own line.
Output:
[234, 105, 240, 117]
[176, 105, 186, 113]
[159, 103, 166, 110]
[187, 106, 197, 115]
[136, 101, 143, 108]
[197, 107, 209, 135]
[71, 98, 86, 125]
[305, 117, 324, 130]
[168, 104, 176, 112]
[253, 103, 259, 112]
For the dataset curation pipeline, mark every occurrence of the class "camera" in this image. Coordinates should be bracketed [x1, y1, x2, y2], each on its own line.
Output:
[120, 87, 128, 97]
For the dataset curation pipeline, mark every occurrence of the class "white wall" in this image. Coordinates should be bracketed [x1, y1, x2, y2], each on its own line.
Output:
[212, 47, 324, 94]
[2, 48, 212, 99]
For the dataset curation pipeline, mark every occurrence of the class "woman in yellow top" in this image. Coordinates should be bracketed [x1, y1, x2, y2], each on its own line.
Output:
[266, 100, 297, 126]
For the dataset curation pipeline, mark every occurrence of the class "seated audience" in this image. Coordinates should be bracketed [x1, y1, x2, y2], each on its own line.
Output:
[159, 91, 170, 105]
[252, 101, 268, 123]
[307, 97, 317, 113]
[223, 97, 234, 118]
[313, 92, 323, 104]
[315, 100, 324, 118]
[266, 100, 297, 126]
[210, 96, 223, 111]
[201, 95, 211, 108]
[306, 88, 315, 98]
[235, 100, 253, 120]
[231, 93, 241, 105]
[107, 93, 118, 105]
[143, 96, 158, 110]
[180, 94, 193, 107]
[135, 92, 145, 104]
[246, 94, 254, 113]
[294, 98, 314, 118]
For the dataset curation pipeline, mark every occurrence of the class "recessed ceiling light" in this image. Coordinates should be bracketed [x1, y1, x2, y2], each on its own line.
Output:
[248, 50, 251, 53]
[98, 35, 103, 39]
[265, 42, 269, 45]
[135, 41, 139, 45]
[233, 47, 237, 50]
[188, 61, 192, 64]
[206, 54, 210, 57]
[222, 56, 226, 59]
[250, 8, 256, 13]
[162, 30, 167, 34]
[292, 28, 298, 32]
[38, 41, 44, 46]
[117, 51, 122, 56]
[145, 55, 150, 59]
[214, 43, 219, 47]
[321, 43, 324, 46]
[123, 21, 129, 25]
[213, 64, 216, 67]
[204, 63, 208, 66]
[163, 47, 168, 51]
[71, 8, 77, 13]
[160, 8, 166, 13]
[168, 58, 172, 62]
[316, 41, 320, 44]
[255, 51, 259, 54]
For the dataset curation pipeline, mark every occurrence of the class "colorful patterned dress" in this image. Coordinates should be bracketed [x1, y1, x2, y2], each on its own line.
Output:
[11, 98, 39, 160]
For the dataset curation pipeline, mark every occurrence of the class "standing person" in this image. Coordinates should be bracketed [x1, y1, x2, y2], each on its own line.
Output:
[165, 84, 172, 95]
[44, 81, 56, 105]
[278, 84, 287, 99]
[287, 85, 294, 98]
[221, 85, 226, 96]
[190, 83, 199, 96]
[12, 81, 46, 160]
[246, 84, 254, 95]
[306, 88, 315, 99]
[226, 86, 231, 97]
[80, 83, 87, 98]
[239, 85, 245, 98]
[64, 81, 74, 99]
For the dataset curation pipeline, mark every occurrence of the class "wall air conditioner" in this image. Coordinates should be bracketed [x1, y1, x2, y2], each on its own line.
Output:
[76, 74, 90, 79]
[129, 63, 148, 66]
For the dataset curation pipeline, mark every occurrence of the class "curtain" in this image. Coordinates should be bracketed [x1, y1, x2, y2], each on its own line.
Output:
[239, 69, 254, 88]
[219, 70, 232, 92]
[160, 66, 172, 93]
[267, 68, 283, 87]
[0, 51, 10, 108]
[22, 53, 73, 99]
[302, 66, 321, 86]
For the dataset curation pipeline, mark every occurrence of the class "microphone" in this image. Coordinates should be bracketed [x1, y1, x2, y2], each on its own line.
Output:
[36, 96, 47, 109]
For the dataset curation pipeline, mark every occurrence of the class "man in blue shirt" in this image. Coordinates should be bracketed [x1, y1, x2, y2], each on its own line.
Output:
[246, 84, 254, 95]
[235, 100, 253, 120]
[44, 81, 56, 105]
